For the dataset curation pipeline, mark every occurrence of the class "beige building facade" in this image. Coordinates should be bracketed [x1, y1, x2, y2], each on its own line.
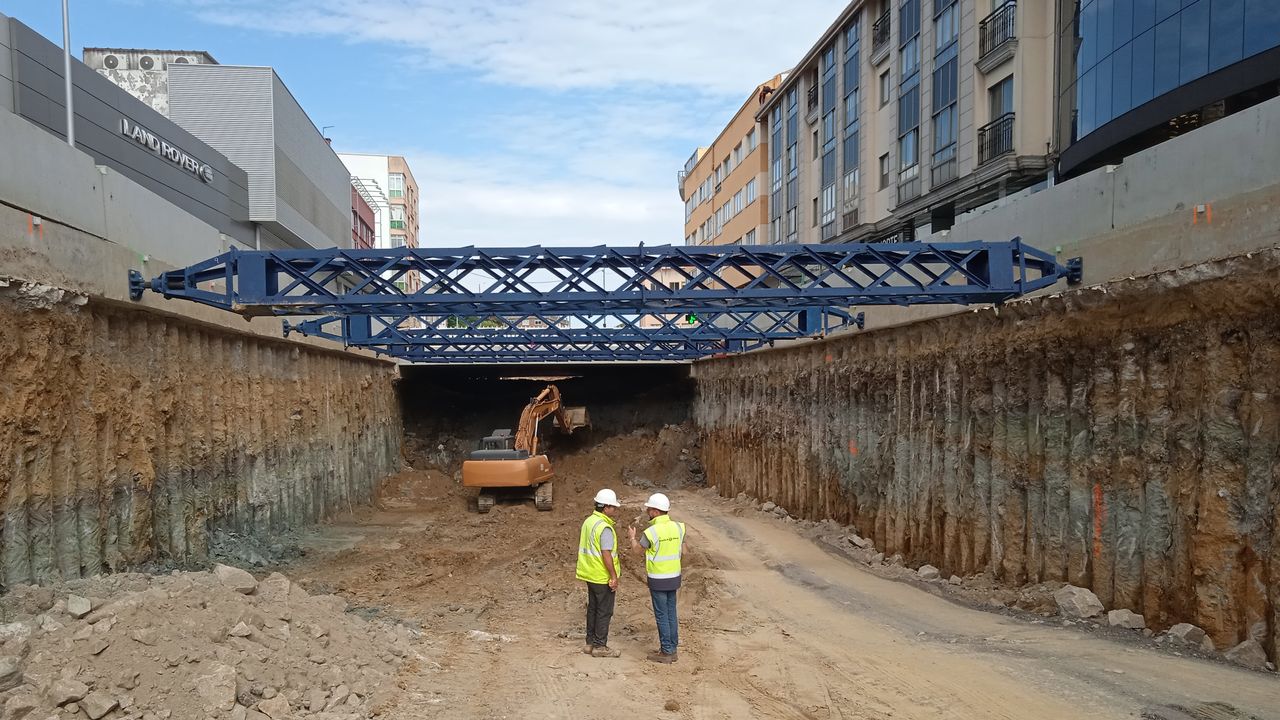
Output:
[758, 0, 1054, 244]
[680, 75, 787, 247]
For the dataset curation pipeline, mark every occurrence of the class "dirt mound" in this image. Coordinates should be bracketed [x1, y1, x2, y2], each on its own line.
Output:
[0, 566, 421, 719]
[553, 424, 703, 497]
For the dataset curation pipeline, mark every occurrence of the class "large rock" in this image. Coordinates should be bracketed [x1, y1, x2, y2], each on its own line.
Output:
[1053, 585, 1104, 618]
[917, 565, 941, 580]
[46, 678, 89, 706]
[66, 595, 92, 619]
[0, 655, 23, 691]
[195, 662, 237, 711]
[1224, 638, 1268, 670]
[257, 695, 292, 719]
[760, 502, 777, 513]
[81, 691, 118, 720]
[257, 573, 293, 603]
[848, 534, 874, 550]
[1167, 623, 1208, 646]
[214, 564, 258, 594]
[1107, 609, 1146, 630]
[3, 691, 38, 719]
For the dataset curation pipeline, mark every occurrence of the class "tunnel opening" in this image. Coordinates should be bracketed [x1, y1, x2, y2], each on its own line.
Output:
[395, 363, 698, 491]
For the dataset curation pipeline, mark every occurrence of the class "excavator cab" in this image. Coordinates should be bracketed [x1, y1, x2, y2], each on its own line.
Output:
[461, 386, 588, 513]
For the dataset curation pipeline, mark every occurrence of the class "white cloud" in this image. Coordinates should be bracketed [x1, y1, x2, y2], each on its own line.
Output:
[189, 0, 837, 93]
[383, 149, 682, 249]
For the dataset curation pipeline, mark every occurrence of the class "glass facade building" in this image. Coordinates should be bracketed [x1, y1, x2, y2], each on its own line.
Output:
[1060, 0, 1280, 174]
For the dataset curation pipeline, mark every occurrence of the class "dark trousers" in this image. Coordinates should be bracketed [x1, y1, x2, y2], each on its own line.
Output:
[585, 582, 615, 647]
[650, 588, 679, 654]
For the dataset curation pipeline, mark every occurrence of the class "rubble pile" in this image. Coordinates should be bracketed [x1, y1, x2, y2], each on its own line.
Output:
[0, 566, 419, 720]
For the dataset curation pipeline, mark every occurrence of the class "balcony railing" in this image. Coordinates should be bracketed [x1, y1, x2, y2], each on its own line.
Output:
[978, 112, 1015, 164]
[979, 1, 1016, 60]
[806, 84, 818, 113]
[871, 8, 891, 56]
[677, 169, 688, 198]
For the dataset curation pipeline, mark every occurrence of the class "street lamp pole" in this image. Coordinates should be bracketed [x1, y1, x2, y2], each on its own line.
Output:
[61, 0, 74, 147]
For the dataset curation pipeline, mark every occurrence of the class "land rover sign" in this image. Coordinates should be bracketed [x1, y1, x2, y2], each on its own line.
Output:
[120, 117, 215, 183]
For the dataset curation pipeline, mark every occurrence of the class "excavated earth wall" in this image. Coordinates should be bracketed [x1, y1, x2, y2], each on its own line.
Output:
[0, 285, 401, 587]
[694, 251, 1280, 661]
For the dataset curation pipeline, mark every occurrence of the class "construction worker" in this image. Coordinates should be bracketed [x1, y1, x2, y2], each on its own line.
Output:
[628, 492, 686, 664]
[576, 488, 623, 658]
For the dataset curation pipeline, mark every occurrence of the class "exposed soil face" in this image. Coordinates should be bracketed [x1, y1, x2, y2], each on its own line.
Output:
[0, 290, 401, 587]
[694, 250, 1280, 663]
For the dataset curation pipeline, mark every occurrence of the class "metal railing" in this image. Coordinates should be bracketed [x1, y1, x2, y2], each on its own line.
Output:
[872, 8, 892, 55]
[806, 84, 818, 113]
[978, 112, 1015, 164]
[979, 1, 1016, 60]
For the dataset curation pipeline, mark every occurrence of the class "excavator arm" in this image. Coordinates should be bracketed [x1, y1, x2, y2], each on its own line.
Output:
[514, 385, 576, 455]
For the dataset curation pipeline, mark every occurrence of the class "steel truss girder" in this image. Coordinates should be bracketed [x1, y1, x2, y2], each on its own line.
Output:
[131, 240, 1081, 317]
[282, 308, 862, 349]
[375, 343, 719, 364]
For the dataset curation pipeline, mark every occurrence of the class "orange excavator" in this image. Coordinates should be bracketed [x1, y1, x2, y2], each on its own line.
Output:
[462, 384, 589, 513]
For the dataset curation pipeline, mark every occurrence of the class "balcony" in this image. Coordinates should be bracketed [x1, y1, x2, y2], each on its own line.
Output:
[871, 8, 892, 63]
[978, 112, 1015, 165]
[806, 84, 818, 114]
[978, 1, 1017, 73]
[677, 169, 688, 199]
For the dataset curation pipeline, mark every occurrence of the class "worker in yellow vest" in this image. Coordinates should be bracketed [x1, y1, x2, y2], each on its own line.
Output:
[576, 488, 623, 658]
[628, 492, 687, 663]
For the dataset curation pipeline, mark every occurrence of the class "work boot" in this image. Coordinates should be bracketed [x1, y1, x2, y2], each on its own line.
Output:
[590, 645, 621, 658]
[646, 650, 676, 664]
[582, 643, 594, 655]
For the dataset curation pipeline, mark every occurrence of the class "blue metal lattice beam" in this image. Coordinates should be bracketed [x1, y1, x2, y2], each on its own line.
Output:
[131, 240, 1081, 317]
[282, 308, 861, 348]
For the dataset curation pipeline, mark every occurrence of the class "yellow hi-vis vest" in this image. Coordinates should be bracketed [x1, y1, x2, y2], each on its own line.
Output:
[643, 514, 685, 580]
[576, 511, 620, 584]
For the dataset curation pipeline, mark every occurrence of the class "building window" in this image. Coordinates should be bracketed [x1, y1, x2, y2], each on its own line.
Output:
[990, 74, 1014, 118]
[746, 127, 758, 152]
[931, 17, 959, 188]
[880, 70, 891, 106]
[388, 173, 405, 198]
[746, 178, 758, 204]
[390, 205, 406, 230]
[935, 0, 958, 52]
[843, 12, 861, 223]
[734, 189, 744, 215]
[812, 129, 820, 159]
[812, 197, 819, 226]
[390, 234, 406, 248]
[879, 153, 890, 189]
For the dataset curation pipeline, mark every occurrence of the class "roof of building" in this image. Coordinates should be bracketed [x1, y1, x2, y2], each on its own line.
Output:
[83, 47, 220, 64]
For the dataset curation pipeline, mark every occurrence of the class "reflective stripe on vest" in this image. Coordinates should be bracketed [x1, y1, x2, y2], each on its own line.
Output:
[644, 515, 685, 580]
[575, 511, 620, 584]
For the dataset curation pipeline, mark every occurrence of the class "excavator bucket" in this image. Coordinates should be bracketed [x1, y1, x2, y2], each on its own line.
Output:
[556, 406, 590, 432]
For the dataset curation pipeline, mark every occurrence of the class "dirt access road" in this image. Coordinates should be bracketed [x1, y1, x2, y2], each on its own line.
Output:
[286, 464, 1278, 720]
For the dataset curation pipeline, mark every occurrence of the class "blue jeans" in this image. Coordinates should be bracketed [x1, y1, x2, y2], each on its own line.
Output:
[650, 588, 679, 654]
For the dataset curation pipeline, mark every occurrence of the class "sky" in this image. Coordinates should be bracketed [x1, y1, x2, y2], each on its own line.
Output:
[4, 0, 842, 248]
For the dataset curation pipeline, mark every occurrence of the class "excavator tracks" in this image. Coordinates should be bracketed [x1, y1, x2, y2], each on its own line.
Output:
[477, 492, 496, 514]
[534, 481, 553, 511]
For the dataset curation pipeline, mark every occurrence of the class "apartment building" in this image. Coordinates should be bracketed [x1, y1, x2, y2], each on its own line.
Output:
[339, 153, 421, 292]
[680, 75, 786, 247]
[759, 0, 1054, 243]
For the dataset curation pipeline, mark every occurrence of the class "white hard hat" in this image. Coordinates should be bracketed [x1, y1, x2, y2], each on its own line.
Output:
[645, 493, 671, 512]
[593, 488, 621, 507]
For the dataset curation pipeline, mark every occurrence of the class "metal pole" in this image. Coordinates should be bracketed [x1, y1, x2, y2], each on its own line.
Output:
[61, 0, 74, 146]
